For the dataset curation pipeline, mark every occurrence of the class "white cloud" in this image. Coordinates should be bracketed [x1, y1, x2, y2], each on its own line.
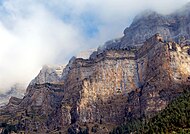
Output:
[0, 0, 190, 93]
[0, 0, 83, 92]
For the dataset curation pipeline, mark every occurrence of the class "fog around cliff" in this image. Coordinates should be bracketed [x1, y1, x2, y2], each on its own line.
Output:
[0, 0, 189, 93]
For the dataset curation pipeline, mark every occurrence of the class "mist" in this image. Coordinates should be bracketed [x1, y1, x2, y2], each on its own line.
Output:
[0, 0, 189, 93]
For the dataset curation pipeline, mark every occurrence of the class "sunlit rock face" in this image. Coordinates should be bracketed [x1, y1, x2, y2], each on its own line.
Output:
[168, 43, 190, 83]
[127, 34, 190, 120]
[0, 34, 190, 133]
[62, 34, 190, 128]
[62, 49, 139, 126]
[1, 3, 190, 133]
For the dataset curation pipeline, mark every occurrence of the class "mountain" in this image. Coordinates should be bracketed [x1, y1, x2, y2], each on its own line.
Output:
[0, 3, 190, 134]
[102, 3, 190, 50]
[29, 65, 65, 86]
[0, 84, 25, 107]
[0, 49, 95, 108]
[0, 65, 65, 108]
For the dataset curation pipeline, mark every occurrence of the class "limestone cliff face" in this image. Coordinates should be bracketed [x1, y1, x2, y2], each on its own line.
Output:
[1, 3, 190, 133]
[62, 49, 139, 126]
[0, 34, 190, 133]
[127, 34, 190, 120]
[61, 34, 190, 127]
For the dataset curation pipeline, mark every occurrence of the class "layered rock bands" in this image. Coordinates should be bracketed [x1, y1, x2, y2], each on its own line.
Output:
[1, 34, 190, 133]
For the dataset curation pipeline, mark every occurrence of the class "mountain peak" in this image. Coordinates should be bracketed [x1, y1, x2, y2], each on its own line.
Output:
[104, 5, 190, 49]
[29, 64, 65, 85]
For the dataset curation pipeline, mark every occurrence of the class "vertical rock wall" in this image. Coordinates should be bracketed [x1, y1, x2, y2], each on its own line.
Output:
[62, 50, 140, 125]
[127, 34, 190, 119]
[62, 34, 190, 127]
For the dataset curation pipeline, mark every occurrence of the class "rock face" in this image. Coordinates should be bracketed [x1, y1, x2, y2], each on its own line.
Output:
[29, 65, 65, 86]
[1, 3, 190, 133]
[127, 34, 190, 119]
[0, 83, 64, 133]
[0, 65, 65, 107]
[1, 34, 189, 133]
[0, 65, 65, 133]
[102, 3, 190, 50]
[62, 48, 139, 126]
[61, 34, 190, 128]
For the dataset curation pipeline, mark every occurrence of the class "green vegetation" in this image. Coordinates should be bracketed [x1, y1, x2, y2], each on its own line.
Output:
[67, 125, 89, 134]
[0, 123, 17, 134]
[110, 86, 190, 134]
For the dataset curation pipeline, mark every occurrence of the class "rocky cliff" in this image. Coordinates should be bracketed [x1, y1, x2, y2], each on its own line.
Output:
[0, 34, 189, 133]
[29, 65, 65, 86]
[127, 34, 190, 120]
[61, 34, 190, 130]
[1, 3, 190, 134]
[102, 3, 190, 50]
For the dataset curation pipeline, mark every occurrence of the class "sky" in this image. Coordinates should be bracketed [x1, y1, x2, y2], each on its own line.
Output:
[0, 0, 190, 93]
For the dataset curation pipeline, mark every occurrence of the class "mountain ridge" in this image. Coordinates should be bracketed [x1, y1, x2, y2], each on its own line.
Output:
[1, 33, 190, 133]
[1, 3, 190, 133]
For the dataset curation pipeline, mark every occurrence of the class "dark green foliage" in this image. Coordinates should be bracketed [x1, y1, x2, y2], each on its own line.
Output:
[110, 86, 190, 134]
[0, 123, 17, 134]
[68, 127, 76, 134]
[68, 125, 89, 134]
[91, 124, 98, 133]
